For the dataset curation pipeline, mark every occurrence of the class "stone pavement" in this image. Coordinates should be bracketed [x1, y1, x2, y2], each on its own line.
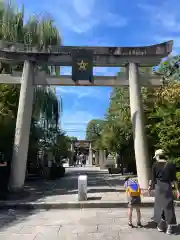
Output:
[1, 166, 179, 209]
[0, 207, 179, 239]
[25, 167, 145, 203]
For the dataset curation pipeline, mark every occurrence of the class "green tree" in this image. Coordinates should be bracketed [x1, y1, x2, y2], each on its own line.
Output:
[86, 119, 105, 149]
[99, 87, 136, 171]
[0, 2, 61, 127]
[100, 60, 180, 174]
[102, 87, 132, 149]
[54, 131, 71, 160]
[148, 83, 180, 165]
[155, 55, 180, 82]
[0, 1, 63, 163]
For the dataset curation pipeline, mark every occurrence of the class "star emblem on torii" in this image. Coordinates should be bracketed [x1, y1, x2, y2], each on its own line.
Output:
[77, 60, 88, 71]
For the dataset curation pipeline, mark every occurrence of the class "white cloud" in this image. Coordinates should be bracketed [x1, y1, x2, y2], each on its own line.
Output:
[73, 0, 95, 18]
[51, 0, 128, 34]
[56, 86, 110, 101]
[60, 12, 98, 34]
[94, 67, 119, 76]
[60, 66, 119, 77]
[104, 13, 128, 28]
[61, 110, 101, 139]
[138, 2, 180, 54]
[138, 3, 180, 32]
[59, 0, 98, 33]
[47, 0, 98, 34]
[56, 86, 95, 99]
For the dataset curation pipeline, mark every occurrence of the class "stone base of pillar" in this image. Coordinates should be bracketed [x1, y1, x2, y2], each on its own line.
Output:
[6, 188, 28, 200]
[8, 186, 24, 194]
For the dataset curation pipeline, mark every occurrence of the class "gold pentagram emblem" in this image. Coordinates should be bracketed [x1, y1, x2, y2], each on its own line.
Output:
[77, 60, 88, 71]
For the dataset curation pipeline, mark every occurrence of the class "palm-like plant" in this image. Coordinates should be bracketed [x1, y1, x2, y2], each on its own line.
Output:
[0, 1, 61, 128]
[0, 1, 64, 162]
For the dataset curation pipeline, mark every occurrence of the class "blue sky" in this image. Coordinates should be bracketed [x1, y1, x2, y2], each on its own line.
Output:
[16, 0, 180, 139]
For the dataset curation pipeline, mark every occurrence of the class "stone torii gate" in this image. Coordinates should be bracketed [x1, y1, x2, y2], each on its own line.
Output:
[0, 40, 173, 192]
[70, 140, 105, 168]
[70, 140, 93, 165]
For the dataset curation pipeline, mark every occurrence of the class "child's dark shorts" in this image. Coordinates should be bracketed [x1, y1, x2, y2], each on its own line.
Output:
[127, 196, 141, 208]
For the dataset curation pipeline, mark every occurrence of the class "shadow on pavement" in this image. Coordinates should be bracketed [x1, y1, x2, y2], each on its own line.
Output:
[143, 221, 180, 235]
[0, 209, 37, 232]
[174, 224, 180, 235]
[87, 196, 102, 200]
[20, 168, 126, 201]
[0, 167, 127, 231]
[143, 220, 157, 229]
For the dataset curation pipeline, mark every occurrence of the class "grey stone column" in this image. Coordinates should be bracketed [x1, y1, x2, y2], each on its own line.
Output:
[95, 151, 99, 166]
[88, 142, 93, 165]
[9, 61, 35, 192]
[128, 62, 150, 189]
[99, 150, 105, 169]
[70, 142, 74, 166]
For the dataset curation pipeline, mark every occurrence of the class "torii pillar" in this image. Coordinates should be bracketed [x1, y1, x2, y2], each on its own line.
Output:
[9, 61, 35, 192]
[95, 151, 99, 166]
[88, 142, 93, 165]
[99, 150, 105, 169]
[70, 142, 75, 166]
[128, 62, 150, 189]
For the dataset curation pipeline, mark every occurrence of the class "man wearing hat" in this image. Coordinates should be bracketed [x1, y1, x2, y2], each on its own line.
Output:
[149, 149, 165, 220]
[148, 149, 179, 234]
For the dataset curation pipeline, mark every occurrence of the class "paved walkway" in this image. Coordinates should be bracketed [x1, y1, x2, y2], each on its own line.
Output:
[5, 166, 153, 204]
[0, 167, 179, 238]
[0, 208, 179, 239]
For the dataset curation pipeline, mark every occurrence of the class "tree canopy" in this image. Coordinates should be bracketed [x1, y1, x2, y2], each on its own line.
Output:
[86, 119, 105, 149]
[0, 1, 70, 166]
[86, 56, 180, 175]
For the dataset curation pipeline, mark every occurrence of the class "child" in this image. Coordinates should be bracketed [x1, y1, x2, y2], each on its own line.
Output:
[124, 177, 142, 227]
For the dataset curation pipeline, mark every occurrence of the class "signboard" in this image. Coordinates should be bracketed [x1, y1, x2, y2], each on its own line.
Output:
[74, 142, 90, 148]
[108, 41, 173, 56]
[72, 49, 93, 81]
[74, 140, 91, 148]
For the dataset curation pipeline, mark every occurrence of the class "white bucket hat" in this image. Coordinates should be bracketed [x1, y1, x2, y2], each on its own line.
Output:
[153, 149, 165, 159]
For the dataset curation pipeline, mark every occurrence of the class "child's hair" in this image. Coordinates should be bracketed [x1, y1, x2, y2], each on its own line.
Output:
[124, 176, 130, 182]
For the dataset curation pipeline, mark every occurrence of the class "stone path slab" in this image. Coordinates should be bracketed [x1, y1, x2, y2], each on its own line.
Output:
[0, 208, 179, 239]
[0, 167, 179, 209]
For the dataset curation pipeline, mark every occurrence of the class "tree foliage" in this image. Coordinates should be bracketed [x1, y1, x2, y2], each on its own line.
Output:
[0, 1, 70, 165]
[156, 56, 180, 82]
[86, 57, 180, 173]
[86, 119, 105, 149]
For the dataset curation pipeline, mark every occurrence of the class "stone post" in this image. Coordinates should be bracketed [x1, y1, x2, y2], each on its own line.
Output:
[9, 61, 35, 192]
[128, 62, 150, 189]
[95, 151, 99, 166]
[99, 150, 105, 169]
[88, 142, 93, 165]
[70, 142, 74, 166]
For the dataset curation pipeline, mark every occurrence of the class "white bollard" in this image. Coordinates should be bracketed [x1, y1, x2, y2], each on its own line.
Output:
[78, 175, 87, 201]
